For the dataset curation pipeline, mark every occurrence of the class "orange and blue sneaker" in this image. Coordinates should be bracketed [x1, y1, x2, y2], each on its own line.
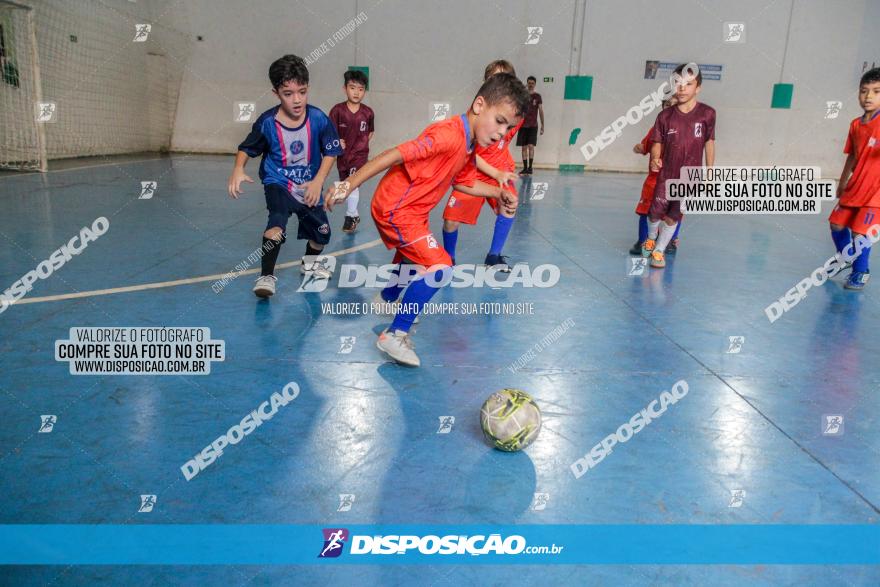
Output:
[641, 238, 656, 257]
[650, 250, 666, 268]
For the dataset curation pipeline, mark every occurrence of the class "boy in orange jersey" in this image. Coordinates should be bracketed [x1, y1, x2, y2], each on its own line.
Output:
[828, 67, 880, 290]
[325, 73, 530, 366]
[630, 97, 681, 255]
[442, 60, 521, 271]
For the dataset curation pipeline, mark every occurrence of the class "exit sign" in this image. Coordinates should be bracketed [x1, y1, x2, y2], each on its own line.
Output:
[543, 77, 554, 83]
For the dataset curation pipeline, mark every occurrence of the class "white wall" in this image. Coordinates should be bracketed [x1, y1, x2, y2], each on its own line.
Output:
[169, 0, 880, 175]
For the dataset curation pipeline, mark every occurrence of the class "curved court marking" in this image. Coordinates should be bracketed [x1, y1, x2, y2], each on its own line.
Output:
[12, 238, 383, 306]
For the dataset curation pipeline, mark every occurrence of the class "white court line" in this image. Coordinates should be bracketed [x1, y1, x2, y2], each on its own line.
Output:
[0, 155, 192, 178]
[12, 239, 382, 306]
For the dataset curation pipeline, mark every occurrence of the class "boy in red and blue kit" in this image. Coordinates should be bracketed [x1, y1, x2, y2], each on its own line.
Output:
[630, 98, 682, 255]
[828, 67, 880, 290]
[325, 73, 530, 367]
[442, 59, 522, 271]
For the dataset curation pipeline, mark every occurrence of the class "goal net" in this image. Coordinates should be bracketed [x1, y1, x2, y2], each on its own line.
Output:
[0, 0, 189, 172]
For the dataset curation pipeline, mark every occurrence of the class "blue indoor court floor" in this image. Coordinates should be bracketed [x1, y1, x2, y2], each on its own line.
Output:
[1, 155, 879, 585]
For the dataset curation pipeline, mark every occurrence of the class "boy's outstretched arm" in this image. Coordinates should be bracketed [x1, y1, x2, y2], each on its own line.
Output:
[475, 155, 518, 189]
[303, 155, 337, 206]
[837, 152, 856, 197]
[454, 181, 503, 199]
[454, 181, 518, 214]
[324, 147, 403, 211]
[228, 151, 254, 199]
[649, 142, 663, 172]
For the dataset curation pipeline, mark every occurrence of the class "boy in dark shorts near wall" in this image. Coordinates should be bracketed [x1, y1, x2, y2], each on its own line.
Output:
[516, 75, 543, 175]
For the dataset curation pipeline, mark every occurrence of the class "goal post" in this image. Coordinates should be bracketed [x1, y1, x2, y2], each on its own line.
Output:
[0, 1, 46, 171]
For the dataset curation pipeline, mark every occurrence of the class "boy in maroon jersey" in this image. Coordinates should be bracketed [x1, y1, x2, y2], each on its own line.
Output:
[516, 76, 543, 174]
[642, 63, 715, 268]
[329, 70, 374, 233]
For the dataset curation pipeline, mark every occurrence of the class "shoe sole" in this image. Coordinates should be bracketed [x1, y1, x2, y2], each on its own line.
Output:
[253, 288, 274, 298]
[376, 338, 420, 367]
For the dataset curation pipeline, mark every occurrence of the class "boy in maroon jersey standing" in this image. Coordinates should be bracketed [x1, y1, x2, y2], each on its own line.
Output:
[642, 63, 715, 268]
[329, 69, 374, 233]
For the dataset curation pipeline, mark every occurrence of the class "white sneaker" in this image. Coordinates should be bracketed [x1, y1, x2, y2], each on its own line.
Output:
[253, 275, 277, 298]
[376, 329, 420, 367]
[301, 256, 333, 279]
[371, 291, 419, 323]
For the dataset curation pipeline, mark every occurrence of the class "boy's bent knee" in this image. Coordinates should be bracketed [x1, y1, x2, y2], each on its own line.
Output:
[264, 227, 284, 241]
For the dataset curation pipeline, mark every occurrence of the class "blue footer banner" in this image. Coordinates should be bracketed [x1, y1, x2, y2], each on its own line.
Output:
[2, 525, 878, 564]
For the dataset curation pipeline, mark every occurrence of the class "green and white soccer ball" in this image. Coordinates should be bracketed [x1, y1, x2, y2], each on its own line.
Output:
[480, 388, 542, 452]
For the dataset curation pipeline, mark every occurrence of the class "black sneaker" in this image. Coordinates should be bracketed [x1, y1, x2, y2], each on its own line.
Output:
[342, 215, 360, 234]
[629, 241, 643, 255]
[485, 253, 511, 273]
[666, 239, 678, 255]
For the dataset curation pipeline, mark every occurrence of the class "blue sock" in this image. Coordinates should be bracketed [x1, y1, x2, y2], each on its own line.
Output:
[390, 267, 450, 332]
[489, 215, 515, 256]
[854, 241, 871, 273]
[638, 214, 648, 242]
[442, 229, 458, 260]
[831, 228, 852, 254]
[672, 221, 681, 240]
[381, 264, 405, 302]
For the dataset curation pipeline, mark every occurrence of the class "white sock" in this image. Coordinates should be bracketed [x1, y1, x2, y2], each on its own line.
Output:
[647, 220, 661, 240]
[656, 221, 678, 253]
[346, 187, 360, 217]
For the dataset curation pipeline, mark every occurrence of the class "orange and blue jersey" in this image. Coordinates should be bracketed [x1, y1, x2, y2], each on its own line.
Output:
[372, 114, 476, 223]
[838, 111, 880, 209]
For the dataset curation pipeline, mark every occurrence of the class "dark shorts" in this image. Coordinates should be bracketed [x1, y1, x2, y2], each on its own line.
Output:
[337, 155, 368, 181]
[264, 183, 331, 245]
[516, 126, 538, 147]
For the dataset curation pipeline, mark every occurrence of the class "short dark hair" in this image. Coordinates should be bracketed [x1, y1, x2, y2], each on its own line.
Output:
[860, 67, 880, 87]
[269, 54, 309, 89]
[344, 69, 369, 89]
[526, 75, 537, 83]
[673, 62, 702, 86]
[475, 73, 530, 117]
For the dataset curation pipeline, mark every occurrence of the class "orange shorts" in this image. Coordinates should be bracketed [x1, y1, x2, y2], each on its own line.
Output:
[828, 204, 880, 235]
[636, 174, 657, 215]
[372, 211, 452, 267]
[442, 190, 503, 224]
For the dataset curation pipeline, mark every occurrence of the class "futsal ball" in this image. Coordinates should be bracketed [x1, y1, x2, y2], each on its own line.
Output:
[480, 388, 542, 452]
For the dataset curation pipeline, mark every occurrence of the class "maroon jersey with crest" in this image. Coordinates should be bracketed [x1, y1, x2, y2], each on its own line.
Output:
[329, 102, 374, 179]
[651, 102, 716, 203]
